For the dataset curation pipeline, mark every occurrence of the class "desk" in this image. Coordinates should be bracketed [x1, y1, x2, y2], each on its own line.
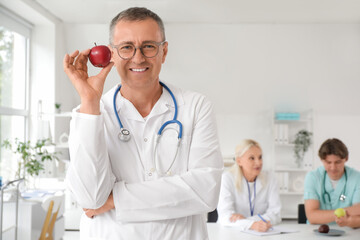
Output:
[207, 221, 360, 239]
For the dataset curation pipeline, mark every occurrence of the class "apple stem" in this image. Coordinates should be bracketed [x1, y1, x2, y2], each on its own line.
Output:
[94, 42, 97, 46]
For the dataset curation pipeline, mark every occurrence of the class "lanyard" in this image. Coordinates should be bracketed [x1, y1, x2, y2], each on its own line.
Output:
[246, 178, 257, 216]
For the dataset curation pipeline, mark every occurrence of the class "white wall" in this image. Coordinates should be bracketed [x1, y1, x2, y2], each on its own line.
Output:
[313, 114, 360, 170]
[63, 22, 360, 170]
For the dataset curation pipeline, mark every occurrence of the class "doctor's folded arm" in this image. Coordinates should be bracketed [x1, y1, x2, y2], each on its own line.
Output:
[63, 7, 223, 240]
[304, 138, 360, 228]
[217, 139, 281, 232]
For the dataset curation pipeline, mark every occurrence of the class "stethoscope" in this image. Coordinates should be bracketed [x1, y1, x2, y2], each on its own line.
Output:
[246, 178, 257, 216]
[323, 169, 347, 207]
[113, 81, 183, 176]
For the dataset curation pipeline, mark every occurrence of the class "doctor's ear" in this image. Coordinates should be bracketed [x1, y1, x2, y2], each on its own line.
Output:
[161, 41, 168, 63]
[235, 157, 242, 166]
[108, 45, 115, 61]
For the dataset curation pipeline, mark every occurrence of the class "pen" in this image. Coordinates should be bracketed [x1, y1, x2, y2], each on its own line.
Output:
[257, 214, 273, 230]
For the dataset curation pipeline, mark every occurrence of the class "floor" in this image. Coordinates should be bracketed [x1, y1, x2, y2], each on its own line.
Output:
[63, 231, 80, 240]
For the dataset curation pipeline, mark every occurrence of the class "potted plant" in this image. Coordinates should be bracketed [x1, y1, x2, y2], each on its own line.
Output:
[1, 138, 60, 181]
[293, 130, 312, 168]
[55, 103, 61, 113]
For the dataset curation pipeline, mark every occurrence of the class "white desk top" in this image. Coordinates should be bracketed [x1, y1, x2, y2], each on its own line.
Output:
[207, 221, 359, 240]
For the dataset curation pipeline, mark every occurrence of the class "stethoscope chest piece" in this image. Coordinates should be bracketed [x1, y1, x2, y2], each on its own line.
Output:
[118, 128, 131, 142]
[340, 194, 346, 201]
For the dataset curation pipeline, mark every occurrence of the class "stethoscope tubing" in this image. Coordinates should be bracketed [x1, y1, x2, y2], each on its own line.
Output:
[323, 168, 347, 208]
[113, 81, 183, 176]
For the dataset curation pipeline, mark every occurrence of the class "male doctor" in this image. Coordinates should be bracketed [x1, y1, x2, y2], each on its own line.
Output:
[63, 7, 223, 240]
[304, 138, 360, 228]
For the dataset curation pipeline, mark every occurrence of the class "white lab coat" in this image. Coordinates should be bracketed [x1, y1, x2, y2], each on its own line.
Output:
[217, 170, 281, 230]
[66, 82, 223, 240]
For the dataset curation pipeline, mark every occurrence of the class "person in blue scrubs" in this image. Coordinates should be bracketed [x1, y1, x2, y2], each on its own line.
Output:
[304, 138, 360, 228]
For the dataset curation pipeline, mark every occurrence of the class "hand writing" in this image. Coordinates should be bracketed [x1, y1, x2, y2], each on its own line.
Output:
[250, 220, 272, 232]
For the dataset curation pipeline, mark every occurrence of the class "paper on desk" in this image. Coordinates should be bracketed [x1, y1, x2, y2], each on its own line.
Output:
[242, 227, 299, 236]
[21, 189, 56, 201]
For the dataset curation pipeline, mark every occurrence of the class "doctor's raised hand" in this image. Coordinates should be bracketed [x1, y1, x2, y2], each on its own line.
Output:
[63, 49, 114, 114]
[217, 139, 281, 232]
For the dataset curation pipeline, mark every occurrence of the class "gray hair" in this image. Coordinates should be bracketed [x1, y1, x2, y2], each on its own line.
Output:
[109, 7, 166, 44]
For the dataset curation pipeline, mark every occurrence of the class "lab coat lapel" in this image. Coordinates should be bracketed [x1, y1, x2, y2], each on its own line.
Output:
[147, 82, 185, 119]
[108, 85, 144, 122]
[147, 89, 172, 119]
[118, 97, 144, 122]
[255, 175, 263, 196]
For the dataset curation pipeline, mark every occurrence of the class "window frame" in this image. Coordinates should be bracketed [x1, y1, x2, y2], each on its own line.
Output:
[0, 5, 32, 141]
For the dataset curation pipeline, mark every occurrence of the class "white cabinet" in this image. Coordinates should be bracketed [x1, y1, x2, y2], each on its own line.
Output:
[37, 112, 71, 179]
[272, 110, 314, 219]
[37, 111, 82, 230]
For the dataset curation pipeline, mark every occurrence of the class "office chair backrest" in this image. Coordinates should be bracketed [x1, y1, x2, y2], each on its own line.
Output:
[298, 204, 307, 224]
[207, 209, 218, 223]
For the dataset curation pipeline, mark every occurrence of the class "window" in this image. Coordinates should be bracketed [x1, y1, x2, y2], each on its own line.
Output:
[0, 6, 31, 181]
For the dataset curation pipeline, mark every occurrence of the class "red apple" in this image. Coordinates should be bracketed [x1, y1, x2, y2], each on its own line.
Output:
[89, 43, 111, 67]
[318, 224, 329, 233]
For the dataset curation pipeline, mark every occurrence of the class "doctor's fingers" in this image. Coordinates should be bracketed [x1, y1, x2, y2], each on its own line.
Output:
[73, 49, 91, 71]
[260, 225, 270, 232]
[229, 216, 236, 222]
[83, 208, 95, 218]
[266, 222, 272, 229]
[230, 214, 242, 222]
[96, 61, 114, 80]
[335, 218, 346, 227]
[63, 49, 89, 72]
[63, 50, 79, 72]
[336, 220, 345, 227]
[257, 221, 270, 232]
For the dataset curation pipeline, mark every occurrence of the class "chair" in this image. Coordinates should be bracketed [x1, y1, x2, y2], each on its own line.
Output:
[298, 203, 307, 224]
[39, 195, 63, 240]
[207, 209, 218, 223]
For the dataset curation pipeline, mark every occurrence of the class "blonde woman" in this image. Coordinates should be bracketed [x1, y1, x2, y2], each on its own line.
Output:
[217, 139, 281, 232]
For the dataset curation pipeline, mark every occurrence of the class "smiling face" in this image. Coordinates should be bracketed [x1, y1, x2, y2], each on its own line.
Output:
[110, 18, 168, 89]
[236, 146, 263, 182]
[322, 154, 347, 180]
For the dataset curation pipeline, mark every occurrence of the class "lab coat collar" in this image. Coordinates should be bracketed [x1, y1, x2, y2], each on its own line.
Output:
[107, 81, 184, 122]
[242, 173, 264, 195]
[256, 173, 265, 195]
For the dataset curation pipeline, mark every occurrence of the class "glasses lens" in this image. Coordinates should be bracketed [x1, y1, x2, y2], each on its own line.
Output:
[118, 44, 135, 59]
[141, 43, 159, 58]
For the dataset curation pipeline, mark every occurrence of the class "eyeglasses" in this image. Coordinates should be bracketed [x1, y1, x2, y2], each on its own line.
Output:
[111, 41, 166, 60]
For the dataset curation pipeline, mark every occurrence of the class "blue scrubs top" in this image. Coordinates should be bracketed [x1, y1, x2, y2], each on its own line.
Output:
[304, 166, 360, 211]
